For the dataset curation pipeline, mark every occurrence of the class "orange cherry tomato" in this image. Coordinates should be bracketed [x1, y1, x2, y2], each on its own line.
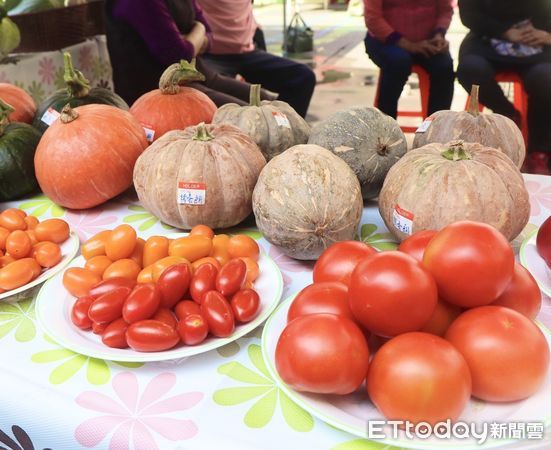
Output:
[129, 237, 146, 268]
[85, 255, 113, 278]
[0, 255, 15, 268]
[4, 208, 26, 219]
[34, 219, 70, 244]
[103, 258, 141, 281]
[210, 234, 230, 266]
[169, 235, 212, 262]
[192, 256, 221, 271]
[33, 241, 62, 268]
[228, 235, 260, 261]
[0, 227, 9, 250]
[24, 215, 39, 230]
[137, 265, 154, 284]
[25, 230, 38, 246]
[190, 224, 215, 239]
[151, 256, 189, 282]
[62, 267, 102, 298]
[143, 236, 170, 267]
[81, 230, 111, 260]
[0, 258, 41, 290]
[5, 230, 32, 259]
[239, 256, 260, 283]
[0, 249, 2, 257]
[105, 224, 137, 261]
[0, 210, 26, 231]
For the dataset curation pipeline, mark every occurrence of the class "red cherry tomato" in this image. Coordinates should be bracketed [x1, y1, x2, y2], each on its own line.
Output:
[71, 296, 95, 330]
[313, 241, 376, 286]
[420, 299, 463, 337]
[122, 283, 161, 324]
[157, 263, 191, 309]
[216, 258, 246, 297]
[287, 281, 351, 323]
[536, 216, 551, 266]
[201, 291, 235, 337]
[88, 286, 131, 324]
[174, 300, 202, 320]
[126, 320, 180, 352]
[397, 230, 437, 262]
[88, 277, 137, 299]
[178, 313, 209, 345]
[190, 263, 218, 304]
[92, 321, 108, 335]
[231, 289, 260, 323]
[102, 318, 129, 349]
[152, 308, 178, 329]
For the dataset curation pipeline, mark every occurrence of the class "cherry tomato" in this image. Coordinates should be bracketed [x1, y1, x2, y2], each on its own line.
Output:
[420, 299, 463, 337]
[129, 237, 145, 268]
[191, 257, 221, 271]
[536, 215, 551, 266]
[228, 235, 260, 261]
[190, 224, 214, 239]
[81, 230, 112, 260]
[84, 255, 113, 277]
[102, 318, 129, 348]
[174, 300, 202, 320]
[231, 289, 260, 323]
[287, 281, 351, 323]
[122, 283, 161, 324]
[239, 257, 259, 283]
[349, 251, 438, 337]
[88, 277, 137, 299]
[190, 263, 218, 303]
[88, 286, 132, 324]
[34, 219, 69, 243]
[216, 258, 246, 297]
[178, 313, 209, 345]
[169, 235, 212, 262]
[126, 320, 180, 352]
[5, 230, 32, 259]
[4, 208, 26, 219]
[152, 308, 178, 329]
[103, 258, 141, 281]
[0, 258, 40, 290]
[367, 332, 472, 425]
[313, 241, 376, 286]
[33, 241, 62, 268]
[201, 290, 235, 337]
[63, 267, 102, 298]
[423, 221, 514, 307]
[142, 236, 169, 267]
[157, 263, 191, 309]
[0, 255, 15, 268]
[105, 224, 137, 260]
[151, 256, 189, 282]
[71, 296, 95, 330]
[398, 230, 437, 262]
[0, 227, 9, 250]
[210, 234, 230, 266]
[446, 306, 550, 402]
[275, 313, 369, 394]
[491, 262, 541, 320]
[137, 266, 154, 284]
[25, 230, 38, 246]
[24, 215, 38, 230]
[92, 321, 108, 335]
[0, 210, 26, 231]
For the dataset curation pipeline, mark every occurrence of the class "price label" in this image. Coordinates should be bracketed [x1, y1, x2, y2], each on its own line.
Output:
[142, 124, 155, 143]
[40, 108, 61, 126]
[392, 205, 414, 235]
[177, 182, 206, 205]
[415, 117, 433, 133]
[272, 111, 291, 128]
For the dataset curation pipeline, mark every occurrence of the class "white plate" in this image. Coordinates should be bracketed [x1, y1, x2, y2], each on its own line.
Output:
[36, 239, 283, 363]
[520, 230, 551, 298]
[262, 296, 551, 450]
[0, 232, 80, 303]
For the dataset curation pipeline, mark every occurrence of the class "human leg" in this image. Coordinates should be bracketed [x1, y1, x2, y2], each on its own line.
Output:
[415, 52, 455, 115]
[520, 62, 551, 152]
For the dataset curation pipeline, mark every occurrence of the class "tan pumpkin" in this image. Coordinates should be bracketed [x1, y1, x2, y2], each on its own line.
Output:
[212, 84, 310, 161]
[412, 85, 525, 168]
[133, 123, 266, 229]
[378, 141, 530, 242]
[252, 144, 363, 260]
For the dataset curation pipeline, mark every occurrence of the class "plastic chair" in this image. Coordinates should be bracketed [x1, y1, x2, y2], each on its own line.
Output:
[374, 64, 430, 133]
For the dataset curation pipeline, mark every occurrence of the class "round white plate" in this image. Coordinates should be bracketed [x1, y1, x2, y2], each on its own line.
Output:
[520, 230, 551, 298]
[36, 243, 283, 362]
[0, 232, 80, 303]
[262, 296, 551, 450]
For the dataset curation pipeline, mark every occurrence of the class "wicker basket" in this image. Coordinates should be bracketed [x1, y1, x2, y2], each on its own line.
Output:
[9, 0, 105, 53]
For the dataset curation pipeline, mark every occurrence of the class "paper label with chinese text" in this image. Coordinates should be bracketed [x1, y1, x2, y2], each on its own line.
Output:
[392, 205, 414, 235]
[41, 108, 61, 126]
[177, 182, 206, 205]
[415, 117, 433, 133]
[272, 111, 291, 128]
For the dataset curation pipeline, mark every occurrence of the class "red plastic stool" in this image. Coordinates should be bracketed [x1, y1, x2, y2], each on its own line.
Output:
[374, 64, 430, 133]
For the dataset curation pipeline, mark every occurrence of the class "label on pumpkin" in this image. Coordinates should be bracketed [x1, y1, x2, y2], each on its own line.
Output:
[392, 205, 414, 235]
[415, 118, 433, 133]
[178, 182, 206, 205]
[272, 111, 291, 128]
[41, 107, 61, 126]
[142, 124, 155, 143]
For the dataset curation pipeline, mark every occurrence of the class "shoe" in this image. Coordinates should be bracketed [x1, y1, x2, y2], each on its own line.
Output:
[523, 152, 551, 176]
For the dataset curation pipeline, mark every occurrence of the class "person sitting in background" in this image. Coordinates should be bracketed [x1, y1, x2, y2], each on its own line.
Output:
[196, 0, 316, 118]
[363, 0, 455, 119]
[456, 0, 551, 174]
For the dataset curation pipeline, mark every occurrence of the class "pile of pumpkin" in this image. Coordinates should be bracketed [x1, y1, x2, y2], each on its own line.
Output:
[0, 53, 530, 258]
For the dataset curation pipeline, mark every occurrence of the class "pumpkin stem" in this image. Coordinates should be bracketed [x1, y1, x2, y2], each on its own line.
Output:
[0, 98, 14, 135]
[159, 59, 206, 94]
[249, 84, 262, 107]
[192, 122, 214, 141]
[0, 5, 7, 20]
[63, 52, 91, 98]
[60, 103, 79, 124]
[467, 85, 480, 117]
[441, 140, 472, 161]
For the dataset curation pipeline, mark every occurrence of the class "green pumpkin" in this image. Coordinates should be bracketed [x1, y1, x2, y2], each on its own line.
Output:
[33, 52, 128, 133]
[0, 4, 20, 58]
[0, 99, 41, 201]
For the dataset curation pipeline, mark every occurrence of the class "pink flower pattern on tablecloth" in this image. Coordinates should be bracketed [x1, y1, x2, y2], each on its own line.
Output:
[78, 47, 93, 74]
[75, 372, 202, 450]
[38, 57, 55, 85]
[267, 244, 312, 287]
[525, 180, 551, 218]
[64, 210, 119, 242]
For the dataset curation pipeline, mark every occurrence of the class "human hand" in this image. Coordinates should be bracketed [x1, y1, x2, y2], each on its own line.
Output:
[503, 26, 533, 44]
[520, 28, 551, 47]
[429, 33, 450, 54]
[182, 21, 207, 56]
[398, 38, 439, 57]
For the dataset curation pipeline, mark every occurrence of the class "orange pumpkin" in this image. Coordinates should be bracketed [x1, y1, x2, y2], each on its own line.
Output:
[34, 104, 148, 209]
[130, 59, 216, 142]
[0, 83, 36, 124]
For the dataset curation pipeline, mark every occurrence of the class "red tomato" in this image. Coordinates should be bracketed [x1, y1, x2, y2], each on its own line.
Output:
[445, 306, 550, 402]
[152, 308, 178, 329]
[126, 320, 180, 352]
[216, 258, 246, 297]
[102, 318, 129, 349]
[397, 230, 437, 262]
[157, 263, 191, 309]
[201, 291, 235, 337]
[71, 296, 95, 330]
[92, 321, 108, 335]
[491, 263, 541, 320]
[423, 221, 514, 307]
[231, 289, 260, 323]
[190, 263, 218, 304]
[88, 286, 131, 324]
[420, 300, 463, 337]
[287, 281, 351, 323]
[174, 300, 202, 320]
[62, 267, 102, 298]
[122, 283, 161, 324]
[536, 215, 551, 266]
[275, 313, 369, 394]
[178, 313, 209, 345]
[313, 241, 376, 286]
[349, 251, 438, 337]
[367, 332, 472, 425]
[88, 277, 137, 299]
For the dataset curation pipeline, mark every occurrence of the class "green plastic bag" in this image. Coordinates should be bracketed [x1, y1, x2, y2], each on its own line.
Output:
[285, 12, 314, 54]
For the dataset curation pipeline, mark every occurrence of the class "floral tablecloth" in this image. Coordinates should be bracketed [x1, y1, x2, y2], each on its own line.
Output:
[0, 174, 549, 450]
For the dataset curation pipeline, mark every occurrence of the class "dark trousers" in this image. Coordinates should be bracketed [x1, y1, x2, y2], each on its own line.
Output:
[202, 50, 316, 117]
[457, 34, 551, 153]
[365, 33, 455, 118]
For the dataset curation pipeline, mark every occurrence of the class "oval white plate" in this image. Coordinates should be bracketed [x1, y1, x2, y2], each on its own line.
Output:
[520, 230, 551, 298]
[262, 296, 551, 450]
[0, 232, 80, 303]
[36, 240, 283, 363]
